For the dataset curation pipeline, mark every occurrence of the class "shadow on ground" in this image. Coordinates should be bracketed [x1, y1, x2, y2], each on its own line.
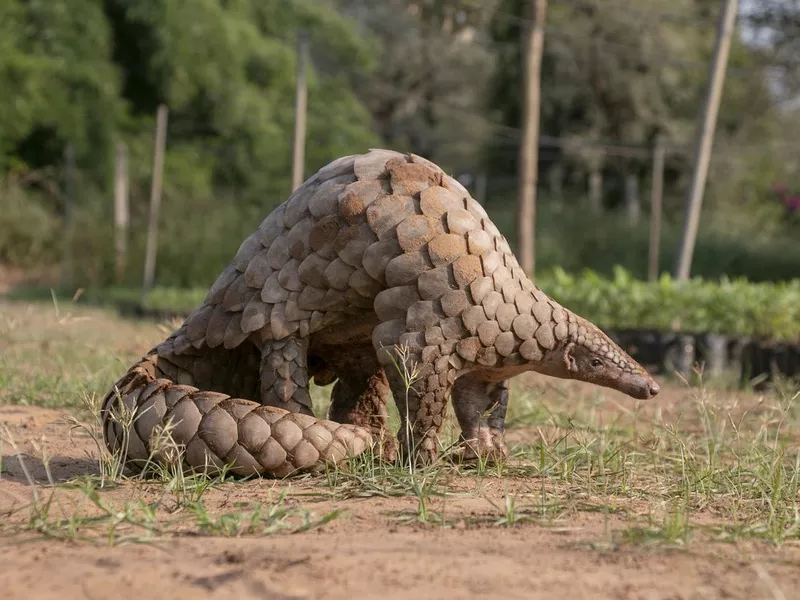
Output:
[1, 454, 101, 485]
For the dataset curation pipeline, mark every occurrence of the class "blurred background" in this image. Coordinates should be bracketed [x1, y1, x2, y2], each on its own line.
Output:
[0, 0, 798, 380]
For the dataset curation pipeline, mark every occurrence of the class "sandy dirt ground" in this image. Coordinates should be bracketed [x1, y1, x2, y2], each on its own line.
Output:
[1, 400, 799, 600]
[2, 299, 800, 599]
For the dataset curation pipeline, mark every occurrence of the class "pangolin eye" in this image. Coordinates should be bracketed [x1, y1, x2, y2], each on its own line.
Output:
[590, 358, 603, 369]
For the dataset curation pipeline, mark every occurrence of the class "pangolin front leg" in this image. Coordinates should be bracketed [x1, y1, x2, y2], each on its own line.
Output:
[374, 327, 454, 465]
[451, 374, 509, 462]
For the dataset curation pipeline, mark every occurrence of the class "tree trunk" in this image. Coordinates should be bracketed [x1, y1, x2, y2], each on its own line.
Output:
[625, 171, 640, 225]
[588, 167, 602, 213]
[516, 0, 548, 277]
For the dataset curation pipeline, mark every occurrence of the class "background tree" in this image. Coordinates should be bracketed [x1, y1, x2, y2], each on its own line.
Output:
[1, 0, 799, 287]
[335, 0, 501, 173]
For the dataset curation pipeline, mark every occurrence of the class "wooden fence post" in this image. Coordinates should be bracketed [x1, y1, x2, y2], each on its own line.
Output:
[114, 141, 129, 283]
[142, 104, 168, 294]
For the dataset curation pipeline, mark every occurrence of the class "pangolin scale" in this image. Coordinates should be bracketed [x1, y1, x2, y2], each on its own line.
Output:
[101, 149, 659, 478]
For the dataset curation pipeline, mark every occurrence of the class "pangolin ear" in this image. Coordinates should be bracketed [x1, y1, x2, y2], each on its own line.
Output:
[563, 342, 578, 372]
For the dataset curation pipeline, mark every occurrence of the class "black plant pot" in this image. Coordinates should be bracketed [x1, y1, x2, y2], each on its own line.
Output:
[739, 340, 792, 390]
[789, 344, 800, 378]
[663, 333, 696, 378]
[726, 336, 752, 387]
[694, 333, 730, 379]
[608, 329, 666, 372]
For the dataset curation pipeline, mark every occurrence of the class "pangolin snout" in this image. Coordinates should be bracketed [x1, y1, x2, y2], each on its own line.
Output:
[621, 373, 661, 400]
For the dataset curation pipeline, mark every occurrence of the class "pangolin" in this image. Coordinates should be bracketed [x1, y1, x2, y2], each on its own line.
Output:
[100, 149, 659, 478]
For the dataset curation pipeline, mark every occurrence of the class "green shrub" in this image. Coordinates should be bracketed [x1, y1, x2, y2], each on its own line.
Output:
[538, 266, 800, 342]
[485, 200, 800, 283]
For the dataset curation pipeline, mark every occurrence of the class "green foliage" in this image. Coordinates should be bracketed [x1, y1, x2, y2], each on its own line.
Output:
[0, 0, 124, 176]
[2, 0, 380, 208]
[2, 0, 799, 292]
[334, 0, 500, 171]
[102, 0, 380, 203]
[0, 181, 59, 267]
[485, 0, 789, 226]
[0, 0, 385, 288]
[539, 267, 800, 342]
[483, 198, 800, 284]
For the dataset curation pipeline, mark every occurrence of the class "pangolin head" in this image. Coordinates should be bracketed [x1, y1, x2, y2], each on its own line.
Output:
[559, 314, 660, 400]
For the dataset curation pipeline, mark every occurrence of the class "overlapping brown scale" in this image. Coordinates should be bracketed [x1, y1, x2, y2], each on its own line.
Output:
[428, 233, 467, 267]
[419, 186, 464, 217]
[335, 222, 378, 266]
[338, 179, 388, 222]
[366, 194, 416, 239]
[520, 338, 544, 361]
[384, 253, 427, 288]
[284, 292, 312, 322]
[240, 294, 272, 334]
[349, 267, 383, 299]
[372, 318, 409, 365]
[440, 289, 470, 318]
[243, 251, 271, 288]
[446, 209, 479, 234]
[265, 234, 291, 270]
[452, 254, 482, 287]
[223, 312, 250, 349]
[102, 356, 376, 477]
[316, 154, 358, 182]
[396, 215, 443, 253]
[282, 182, 316, 229]
[278, 260, 304, 292]
[205, 304, 230, 349]
[232, 234, 263, 272]
[534, 323, 556, 350]
[186, 304, 214, 345]
[386, 156, 441, 196]
[441, 174, 471, 201]
[256, 204, 287, 248]
[296, 253, 331, 289]
[269, 303, 296, 339]
[481, 291, 504, 320]
[261, 272, 289, 304]
[308, 181, 341, 219]
[222, 273, 255, 312]
[354, 149, 402, 181]
[406, 300, 442, 332]
[409, 153, 445, 176]
[361, 238, 402, 284]
[532, 300, 553, 327]
[200, 267, 232, 307]
[398, 331, 426, 354]
[456, 337, 482, 362]
[285, 217, 314, 261]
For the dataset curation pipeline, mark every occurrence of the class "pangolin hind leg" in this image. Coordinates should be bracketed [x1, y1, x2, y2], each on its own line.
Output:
[450, 373, 510, 462]
[305, 341, 396, 461]
[327, 367, 396, 461]
[259, 336, 313, 416]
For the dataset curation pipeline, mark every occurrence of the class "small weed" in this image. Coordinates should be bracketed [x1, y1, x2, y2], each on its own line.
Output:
[189, 493, 341, 537]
